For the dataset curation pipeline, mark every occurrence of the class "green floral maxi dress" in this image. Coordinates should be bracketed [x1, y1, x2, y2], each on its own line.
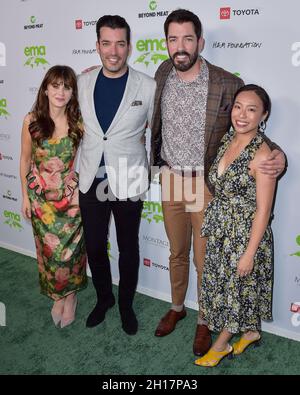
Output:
[200, 130, 273, 333]
[27, 136, 87, 301]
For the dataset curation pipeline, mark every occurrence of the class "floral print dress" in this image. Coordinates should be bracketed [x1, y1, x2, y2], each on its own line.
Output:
[27, 136, 87, 301]
[199, 129, 273, 333]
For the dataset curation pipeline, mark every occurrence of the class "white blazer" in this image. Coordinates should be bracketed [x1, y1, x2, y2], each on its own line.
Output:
[77, 66, 156, 199]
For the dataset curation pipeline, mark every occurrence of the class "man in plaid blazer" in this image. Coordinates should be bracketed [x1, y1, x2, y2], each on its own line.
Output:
[150, 9, 285, 356]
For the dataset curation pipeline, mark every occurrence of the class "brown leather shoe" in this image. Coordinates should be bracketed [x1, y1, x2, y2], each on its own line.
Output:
[154, 308, 187, 337]
[193, 324, 212, 356]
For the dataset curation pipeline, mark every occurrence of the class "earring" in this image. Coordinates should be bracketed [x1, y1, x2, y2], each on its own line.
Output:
[45, 91, 48, 96]
[259, 120, 266, 132]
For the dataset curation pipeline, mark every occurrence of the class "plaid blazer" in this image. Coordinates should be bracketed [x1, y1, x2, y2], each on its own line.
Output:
[150, 58, 244, 193]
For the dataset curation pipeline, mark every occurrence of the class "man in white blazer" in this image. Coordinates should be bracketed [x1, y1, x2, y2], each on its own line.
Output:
[78, 15, 156, 335]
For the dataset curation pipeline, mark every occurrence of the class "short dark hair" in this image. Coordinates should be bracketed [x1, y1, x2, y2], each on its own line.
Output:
[96, 15, 131, 44]
[233, 84, 271, 121]
[164, 9, 202, 40]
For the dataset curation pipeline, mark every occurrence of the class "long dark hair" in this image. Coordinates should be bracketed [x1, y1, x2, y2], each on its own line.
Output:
[29, 65, 83, 147]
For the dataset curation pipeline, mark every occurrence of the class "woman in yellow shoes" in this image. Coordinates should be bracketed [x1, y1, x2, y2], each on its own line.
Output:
[194, 332, 261, 367]
[194, 84, 281, 368]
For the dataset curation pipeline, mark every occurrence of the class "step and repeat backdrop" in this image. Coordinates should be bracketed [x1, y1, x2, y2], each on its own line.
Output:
[0, 0, 299, 340]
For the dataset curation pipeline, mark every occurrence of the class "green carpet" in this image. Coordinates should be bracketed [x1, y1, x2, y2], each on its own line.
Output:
[0, 246, 299, 375]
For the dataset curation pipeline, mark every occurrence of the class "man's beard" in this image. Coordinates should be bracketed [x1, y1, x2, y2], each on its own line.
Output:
[170, 50, 199, 72]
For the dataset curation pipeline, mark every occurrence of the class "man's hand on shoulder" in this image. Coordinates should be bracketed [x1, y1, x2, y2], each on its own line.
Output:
[258, 149, 286, 179]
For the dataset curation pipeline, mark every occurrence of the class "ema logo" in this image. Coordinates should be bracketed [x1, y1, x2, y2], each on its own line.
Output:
[24, 15, 43, 30]
[0, 99, 10, 118]
[3, 210, 23, 231]
[142, 201, 164, 224]
[24, 45, 50, 68]
[107, 241, 115, 260]
[291, 42, 300, 67]
[75, 19, 97, 30]
[0, 42, 6, 66]
[220, 7, 260, 19]
[134, 38, 168, 67]
[290, 234, 300, 257]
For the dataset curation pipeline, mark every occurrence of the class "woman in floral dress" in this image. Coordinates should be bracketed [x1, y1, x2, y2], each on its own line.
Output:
[20, 65, 87, 328]
[195, 85, 277, 367]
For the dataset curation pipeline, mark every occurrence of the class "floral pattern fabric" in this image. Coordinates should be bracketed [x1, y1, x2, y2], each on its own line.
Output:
[199, 130, 273, 333]
[27, 136, 87, 300]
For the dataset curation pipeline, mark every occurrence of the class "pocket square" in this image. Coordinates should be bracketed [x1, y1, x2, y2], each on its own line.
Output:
[131, 100, 142, 106]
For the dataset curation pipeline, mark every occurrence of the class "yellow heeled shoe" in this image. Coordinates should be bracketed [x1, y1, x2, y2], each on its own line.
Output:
[232, 335, 261, 355]
[194, 345, 234, 367]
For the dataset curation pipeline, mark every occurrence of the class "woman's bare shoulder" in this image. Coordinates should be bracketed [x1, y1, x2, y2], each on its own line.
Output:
[254, 141, 272, 162]
[23, 112, 35, 125]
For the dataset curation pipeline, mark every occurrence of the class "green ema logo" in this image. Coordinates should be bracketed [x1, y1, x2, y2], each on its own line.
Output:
[0, 99, 10, 118]
[149, 1, 157, 11]
[290, 235, 300, 257]
[142, 201, 164, 224]
[134, 38, 169, 67]
[107, 241, 115, 260]
[30, 16, 36, 24]
[3, 210, 23, 231]
[24, 45, 49, 68]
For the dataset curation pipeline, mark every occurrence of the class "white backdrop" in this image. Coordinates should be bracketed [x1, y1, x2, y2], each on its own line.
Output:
[0, 0, 299, 341]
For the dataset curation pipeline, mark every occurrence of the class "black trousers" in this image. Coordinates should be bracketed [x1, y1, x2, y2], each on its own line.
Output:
[79, 179, 143, 310]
